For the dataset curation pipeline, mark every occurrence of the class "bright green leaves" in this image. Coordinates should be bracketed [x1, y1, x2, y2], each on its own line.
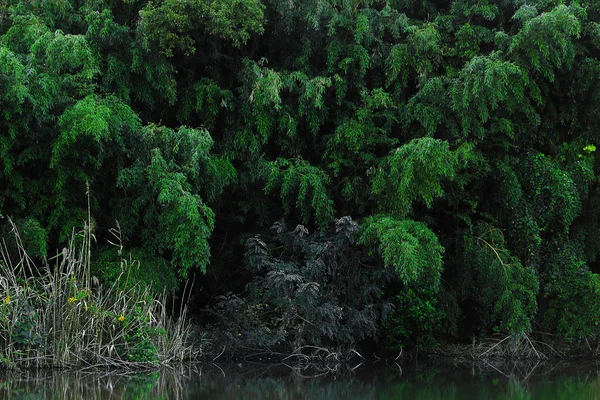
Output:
[450, 54, 541, 138]
[407, 23, 441, 82]
[386, 43, 410, 87]
[51, 96, 139, 214]
[93, 247, 179, 295]
[3, 15, 97, 108]
[449, 0, 499, 22]
[2, 0, 600, 345]
[53, 95, 136, 168]
[462, 223, 538, 335]
[512, 4, 539, 24]
[48, 96, 138, 239]
[137, 0, 193, 56]
[510, 4, 583, 81]
[231, 59, 289, 155]
[1, 14, 50, 53]
[138, 0, 264, 56]
[325, 88, 397, 175]
[0, 46, 28, 174]
[147, 148, 215, 277]
[38, 30, 98, 82]
[327, 117, 376, 166]
[117, 125, 235, 276]
[0, 46, 28, 111]
[85, 8, 129, 43]
[372, 138, 457, 217]
[583, 144, 596, 153]
[455, 23, 480, 60]
[360, 215, 444, 288]
[264, 158, 334, 228]
[384, 21, 442, 88]
[19, 217, 49, 258]
[235, 61, 336, 155]
[354, 12, 371, 44]
[364, 138, 455, 290]
[243, 59, 283, 139]
[199, 0, 264, 45]
[0, 18, 105, 239]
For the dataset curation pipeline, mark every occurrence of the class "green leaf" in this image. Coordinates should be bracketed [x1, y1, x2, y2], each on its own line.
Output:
[359, 215, 444, 288]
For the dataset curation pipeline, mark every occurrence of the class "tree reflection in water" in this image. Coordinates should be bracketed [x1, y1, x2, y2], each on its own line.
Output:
[2, 361, 600, 399]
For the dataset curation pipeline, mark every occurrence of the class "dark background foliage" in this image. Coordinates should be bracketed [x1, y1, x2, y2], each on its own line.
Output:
[3, 0, 600, 350]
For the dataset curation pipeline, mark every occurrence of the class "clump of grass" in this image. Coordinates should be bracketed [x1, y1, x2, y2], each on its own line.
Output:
[0, 218, 200, 369]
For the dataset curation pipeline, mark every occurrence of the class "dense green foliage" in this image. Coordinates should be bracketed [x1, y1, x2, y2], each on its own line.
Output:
[3, 0, 600, 351]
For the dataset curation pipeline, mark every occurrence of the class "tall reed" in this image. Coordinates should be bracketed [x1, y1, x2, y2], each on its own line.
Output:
[0, 218, 200, 369]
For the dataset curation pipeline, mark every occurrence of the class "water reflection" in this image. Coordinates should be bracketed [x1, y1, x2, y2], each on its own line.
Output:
[0, 366, 192, 400]
[2, 360, 600, 399]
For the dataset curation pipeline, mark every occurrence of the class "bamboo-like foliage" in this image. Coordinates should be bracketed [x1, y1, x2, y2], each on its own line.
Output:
[3, 0, 600, 347]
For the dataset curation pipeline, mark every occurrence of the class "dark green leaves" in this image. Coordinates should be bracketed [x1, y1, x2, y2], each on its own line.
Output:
[215, 217, 391, 349]
[462, 223, 538, 334]
[265, 158, 333, 228]
[137, 0, 264, 56]
[4, 0, 600, 345]
[53, 95, 137, 168]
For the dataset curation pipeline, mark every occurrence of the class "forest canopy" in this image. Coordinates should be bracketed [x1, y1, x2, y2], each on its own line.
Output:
[2, 0, 600, 349]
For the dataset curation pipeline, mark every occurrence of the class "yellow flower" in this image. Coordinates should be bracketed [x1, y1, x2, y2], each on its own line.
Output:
[84, 305, 88, 312]
[68, 297, 77, 303]
[118, 314, 125, 322]
[3, 296, 10, 304]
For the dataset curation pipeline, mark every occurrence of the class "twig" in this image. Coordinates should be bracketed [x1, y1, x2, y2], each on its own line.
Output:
[211, 362, 226, 378]
[479, 335, 512, 358]
[395, 348, 403, 361]
[211, 346, 226, 362]
[351, 349, 365, 359]
[350, 362, 363, 371]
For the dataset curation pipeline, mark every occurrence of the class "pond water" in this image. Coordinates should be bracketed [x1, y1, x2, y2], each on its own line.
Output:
[2, 359, 600, 399]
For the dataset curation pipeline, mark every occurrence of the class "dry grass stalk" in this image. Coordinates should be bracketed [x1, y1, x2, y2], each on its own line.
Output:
[0, 218, 200, 369]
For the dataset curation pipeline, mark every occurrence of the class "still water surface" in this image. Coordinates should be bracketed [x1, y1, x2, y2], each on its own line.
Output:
[2, 360, 600, 399]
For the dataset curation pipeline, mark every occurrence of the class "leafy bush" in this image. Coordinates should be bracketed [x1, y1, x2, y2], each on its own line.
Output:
[543, 243, 600, 341]
[383, 284, 445, 350]
[212, 217, 393, 351]
[93, 247, 180, 296]
[458, 223, 539, 336]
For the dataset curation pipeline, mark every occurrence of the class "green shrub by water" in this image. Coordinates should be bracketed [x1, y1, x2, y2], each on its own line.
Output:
[0, 219, 198, 369]
[213, 217, 394, 352]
